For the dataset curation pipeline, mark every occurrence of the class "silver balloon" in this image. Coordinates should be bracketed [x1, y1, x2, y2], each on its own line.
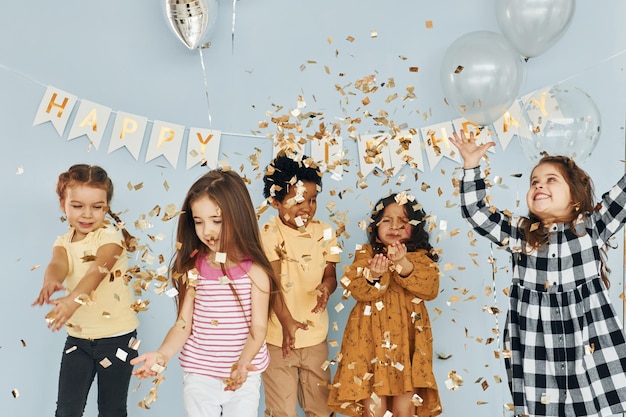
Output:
[440, 31, 523, 126]
[496, 0, 575, 59]
[164, 0, 218, 50]
[519, 84, 601, 163]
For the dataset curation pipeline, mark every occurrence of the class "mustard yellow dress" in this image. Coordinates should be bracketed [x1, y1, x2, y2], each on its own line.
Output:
[327, 244, 442, 417]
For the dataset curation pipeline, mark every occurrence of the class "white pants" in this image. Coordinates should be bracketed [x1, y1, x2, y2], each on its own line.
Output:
[183, 372, 262, 417]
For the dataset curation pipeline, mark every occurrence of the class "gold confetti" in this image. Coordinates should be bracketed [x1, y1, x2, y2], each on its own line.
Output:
[100, 358, 112, 368]
[11, 389, 19, 398]
[454, 65, 464, 74]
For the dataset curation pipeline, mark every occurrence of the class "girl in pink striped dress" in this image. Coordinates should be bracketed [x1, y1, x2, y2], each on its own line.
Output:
[131, 169, 283, 417]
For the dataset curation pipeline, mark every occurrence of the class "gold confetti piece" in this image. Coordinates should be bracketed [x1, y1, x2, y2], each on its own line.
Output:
[65, 346, 77, 354]
[128, 337, 141, 350]
[20, 339, 26, 347]
[116, 348, 129, 362]
[11, 389, 19, 398]
[74, 293, 95, 306]
[454, 65, 464, 74]
[425, 20, 433, 28]
[30, 264, 41, 271]
[150, 363, 166, 374]
[370, 30, 378, 38]
[100, 358, 112, 368]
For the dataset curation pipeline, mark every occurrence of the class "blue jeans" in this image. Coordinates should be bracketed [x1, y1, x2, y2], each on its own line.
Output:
[55, 331, 138, 417]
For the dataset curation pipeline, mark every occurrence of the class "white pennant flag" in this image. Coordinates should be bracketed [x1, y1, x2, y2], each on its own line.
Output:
[388, 130, 424, 173]
[491, 99, 522, 151]
[145, 120, 185, 168]
[33, 86, 77, 136]
[187, 127, 221, 169]
[357, 133, 391, 177]
[310, 136, 344, 179]
[420, 121, 455, 170]
[108, 111, 147, 161]
[66, 100, 112, 150]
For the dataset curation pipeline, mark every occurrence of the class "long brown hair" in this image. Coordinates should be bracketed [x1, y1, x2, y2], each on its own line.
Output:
[518, 155, 609, 286]
[56, 164, 137, 252]
[172, 169, 281, 316]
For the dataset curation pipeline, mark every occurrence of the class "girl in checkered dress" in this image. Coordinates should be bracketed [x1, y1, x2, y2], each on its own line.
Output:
[451, 131, 626, 417]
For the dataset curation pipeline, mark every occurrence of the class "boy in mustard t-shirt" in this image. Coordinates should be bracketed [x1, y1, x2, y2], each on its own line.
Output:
[260, 151, 340, 417]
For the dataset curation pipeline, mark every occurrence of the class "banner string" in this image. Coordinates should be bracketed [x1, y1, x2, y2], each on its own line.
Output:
[1, 46, 624, 142]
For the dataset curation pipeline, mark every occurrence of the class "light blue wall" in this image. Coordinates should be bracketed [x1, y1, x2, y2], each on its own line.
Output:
[1, 1, 625, 416]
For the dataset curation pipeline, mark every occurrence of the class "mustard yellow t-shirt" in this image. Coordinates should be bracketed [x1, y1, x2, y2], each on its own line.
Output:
[260, 216, 341, 348]
[54, 225, 138, 339]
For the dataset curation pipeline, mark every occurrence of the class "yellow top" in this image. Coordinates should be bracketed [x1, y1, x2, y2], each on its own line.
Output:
[260, 216, 340, 348]
[54, 225, 138, 339]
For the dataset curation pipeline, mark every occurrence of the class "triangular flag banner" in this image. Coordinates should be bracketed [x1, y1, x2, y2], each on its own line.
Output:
[357, 133, 391, 177]
[33, 86, 77, 136]
[310, 136, 344, 178]
[108, 111, 147, 161]
[145, 120, 185, 168]
[187, 128, 222, 169]
[420, 121, 455, 170]
[388, 130, 425, 173]
[491, 99, 522, 151]
[66, 99, 112, 150]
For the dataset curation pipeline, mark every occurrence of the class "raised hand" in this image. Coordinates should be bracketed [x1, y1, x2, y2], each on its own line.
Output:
[448, 130, 495, 168]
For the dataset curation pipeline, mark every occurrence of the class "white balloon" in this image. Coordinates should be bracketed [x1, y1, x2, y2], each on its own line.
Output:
[496, 0, 575, 58]
[163, 0, 219, 50]
[440, 31, 523, 126]
[519, 84, 601, 163]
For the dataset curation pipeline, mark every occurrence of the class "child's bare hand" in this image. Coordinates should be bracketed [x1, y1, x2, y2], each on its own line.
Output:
[311, 283, 331, 313]
[224, 362, 257, 391]
[367, 253, 389, 278]
[448, 130, 495, 168]
[281, 317, 308, 358]
[32, 281, 65, 306]
[131, 352, 167, 379]
[45, 297, 78, 332]
[386, 242, 407, 263]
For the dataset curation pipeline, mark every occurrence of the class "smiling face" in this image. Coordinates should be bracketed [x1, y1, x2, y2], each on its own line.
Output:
[526, 162, 574, 223]
[376, 202, 412, 246]
[191, 195, 223, 254]
[61, 184, 109, 242]
[271, 180, 318, 230]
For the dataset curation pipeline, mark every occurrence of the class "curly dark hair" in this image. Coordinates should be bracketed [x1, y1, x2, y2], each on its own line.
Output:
[262, 151, 322, 202]
[368, 193, 439, 261]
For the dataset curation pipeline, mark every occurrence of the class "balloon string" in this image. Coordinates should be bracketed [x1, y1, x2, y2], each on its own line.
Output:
[198, 48, 213, 129]
[488, 243, 508, 416]
[231, 0, 237, 54]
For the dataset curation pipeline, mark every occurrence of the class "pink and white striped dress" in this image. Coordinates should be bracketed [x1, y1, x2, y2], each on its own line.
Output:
[179, 257, 269, 379]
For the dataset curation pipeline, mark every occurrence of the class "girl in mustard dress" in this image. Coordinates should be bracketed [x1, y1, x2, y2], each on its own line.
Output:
[328, 192, 442, 417]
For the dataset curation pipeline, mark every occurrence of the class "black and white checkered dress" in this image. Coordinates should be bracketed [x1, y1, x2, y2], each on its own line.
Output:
[460, 167, 626, 417]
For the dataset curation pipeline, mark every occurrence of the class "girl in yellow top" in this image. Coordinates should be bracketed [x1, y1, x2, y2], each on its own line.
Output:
[328, 192, 442, 417]
[32, 164, 139, 417]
